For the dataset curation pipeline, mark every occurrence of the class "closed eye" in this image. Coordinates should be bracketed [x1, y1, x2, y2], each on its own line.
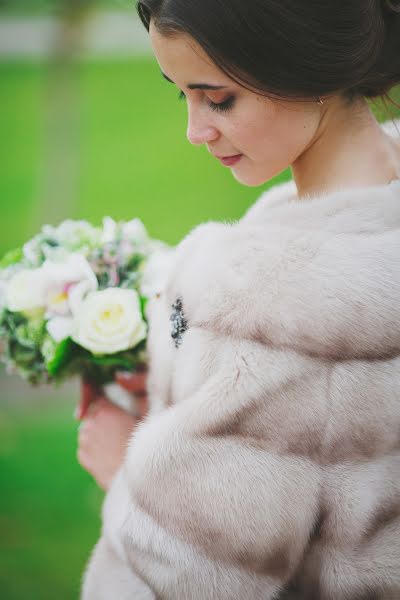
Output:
[178, 91, 235, 113]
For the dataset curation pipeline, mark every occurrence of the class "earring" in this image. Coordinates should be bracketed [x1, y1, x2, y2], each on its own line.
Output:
[318, 97, 324, 105]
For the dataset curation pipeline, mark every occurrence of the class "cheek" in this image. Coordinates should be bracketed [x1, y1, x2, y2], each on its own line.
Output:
[225, 100, 280, 158]
[230, 106, 319, 186]
[251, 107, 317, 160]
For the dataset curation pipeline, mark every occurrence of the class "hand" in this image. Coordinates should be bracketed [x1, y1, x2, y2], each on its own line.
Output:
[77, 397, 140, 491]
[76, 367, 148, 421]
[76, 369, 149, 491]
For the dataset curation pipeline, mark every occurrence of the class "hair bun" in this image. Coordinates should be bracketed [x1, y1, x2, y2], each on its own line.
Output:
[356, 1, 400, 98]
[384, 0, 400, 13]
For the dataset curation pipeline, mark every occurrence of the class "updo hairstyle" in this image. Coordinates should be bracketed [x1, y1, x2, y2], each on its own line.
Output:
[137, 0, 400, 103]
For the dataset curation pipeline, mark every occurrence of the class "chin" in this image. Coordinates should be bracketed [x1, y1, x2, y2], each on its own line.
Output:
[232, 161, 289, 187]
[232, 169, 271, 187]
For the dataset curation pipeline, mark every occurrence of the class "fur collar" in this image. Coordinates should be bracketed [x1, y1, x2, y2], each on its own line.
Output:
[166, 177, 400, 362]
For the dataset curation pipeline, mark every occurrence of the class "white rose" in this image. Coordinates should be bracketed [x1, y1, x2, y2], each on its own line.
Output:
[6, 268, 47, 312]
[71, 288, 147, 354]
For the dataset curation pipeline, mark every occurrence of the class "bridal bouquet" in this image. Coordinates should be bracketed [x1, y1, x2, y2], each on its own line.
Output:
[0, 217, 172, 386]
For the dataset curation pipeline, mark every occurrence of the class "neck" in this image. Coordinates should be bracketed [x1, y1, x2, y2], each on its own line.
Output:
[291, 96, 400, 199]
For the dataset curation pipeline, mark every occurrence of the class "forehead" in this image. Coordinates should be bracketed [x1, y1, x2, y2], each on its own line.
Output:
[149, 22, 232, 86]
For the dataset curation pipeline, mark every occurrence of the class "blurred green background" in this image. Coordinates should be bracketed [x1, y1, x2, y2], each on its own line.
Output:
[0, 1, 399, 598]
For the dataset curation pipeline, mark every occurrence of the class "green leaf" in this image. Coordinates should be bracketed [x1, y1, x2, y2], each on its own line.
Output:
[15, 323, 37, 349]
[140, 295, 148, 320]
[89, 354, 134, 370]
[42, 336, 74, 377]
[0, 247, 23, 268]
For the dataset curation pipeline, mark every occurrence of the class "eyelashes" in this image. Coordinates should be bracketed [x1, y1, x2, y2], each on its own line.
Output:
[210, 96, 235, 113]
[178, 91, 235, 113]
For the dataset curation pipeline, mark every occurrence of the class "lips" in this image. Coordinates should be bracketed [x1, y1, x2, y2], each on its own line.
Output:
[216, 154, 243, 167]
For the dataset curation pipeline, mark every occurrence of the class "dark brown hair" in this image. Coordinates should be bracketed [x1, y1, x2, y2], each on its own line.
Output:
[136, 0, 400, 103]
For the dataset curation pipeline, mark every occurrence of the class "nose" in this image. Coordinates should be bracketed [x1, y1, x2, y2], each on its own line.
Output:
[186, 104, 219, 146]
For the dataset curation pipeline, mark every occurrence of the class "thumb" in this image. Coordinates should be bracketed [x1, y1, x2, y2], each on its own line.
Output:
[115, 371, 147, 394]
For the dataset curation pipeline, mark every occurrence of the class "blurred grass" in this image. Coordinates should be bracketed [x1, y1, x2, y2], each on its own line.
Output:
[0, 0, 134, 16]
[0, 393, 103, 599]
[0, 55, 399, 599]
[0, 56, 279, 600]
[0, 58, 273, 258]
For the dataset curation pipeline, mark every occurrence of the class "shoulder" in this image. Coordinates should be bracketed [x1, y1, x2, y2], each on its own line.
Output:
[166, 181, 400, 359]
[240, 179, 297, 225]
[242, 117, 400, 224]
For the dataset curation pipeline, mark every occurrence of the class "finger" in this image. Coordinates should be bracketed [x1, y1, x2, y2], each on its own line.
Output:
[115, 371, 147, 394]
[77, 378, 101, 420]
[115, 371, 147, 392]
[77, 447, 93, 475]
[78, 418, 91, 439]
[88, 396, 111, 418]
[77, 379, 95, 421]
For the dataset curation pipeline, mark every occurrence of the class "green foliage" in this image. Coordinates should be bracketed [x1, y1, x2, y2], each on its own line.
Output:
[42, 335, 74, 377]
[117, 252, 145, 290]
[0, 398, 104, 599]
[0, 310, 48, 384]
[140, 294, 148, 319]
[0, 247, 23, 269]
[73, 340, 147, 384]
[1, 309, 147, 385]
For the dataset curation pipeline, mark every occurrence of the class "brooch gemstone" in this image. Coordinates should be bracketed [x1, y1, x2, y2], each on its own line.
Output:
[170, 298, 188, 348]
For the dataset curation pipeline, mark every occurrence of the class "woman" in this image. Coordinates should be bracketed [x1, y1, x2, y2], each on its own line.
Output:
[78, 1, 400, 598]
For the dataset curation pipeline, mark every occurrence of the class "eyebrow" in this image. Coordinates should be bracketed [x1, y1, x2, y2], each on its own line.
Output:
[161, 71, 227, 90]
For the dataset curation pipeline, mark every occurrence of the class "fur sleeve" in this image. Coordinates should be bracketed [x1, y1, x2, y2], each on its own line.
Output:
[120, 329, 321, 598]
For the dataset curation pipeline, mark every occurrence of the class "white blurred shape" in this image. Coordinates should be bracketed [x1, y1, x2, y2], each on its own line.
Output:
[0, 12, 152, 58]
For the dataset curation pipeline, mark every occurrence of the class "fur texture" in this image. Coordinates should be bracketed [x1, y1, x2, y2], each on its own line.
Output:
[82, 124, 400, 600]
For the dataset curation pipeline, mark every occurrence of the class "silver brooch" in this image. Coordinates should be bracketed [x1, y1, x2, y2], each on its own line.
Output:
[170, 298, 188, 348]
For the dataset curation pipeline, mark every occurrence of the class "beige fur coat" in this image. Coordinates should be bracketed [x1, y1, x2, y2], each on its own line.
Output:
[82, 124, 400, 600]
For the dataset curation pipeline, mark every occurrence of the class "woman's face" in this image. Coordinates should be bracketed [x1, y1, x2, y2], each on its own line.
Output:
[150, 24, 323, 187]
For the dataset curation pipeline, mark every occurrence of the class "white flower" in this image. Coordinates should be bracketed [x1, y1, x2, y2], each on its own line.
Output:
[101, 216, 149, 250]
[0, 266, 17, 312]
[41, 253, 98, 318]
[32, 254, 99, 343]
[0, 280, 7, 312]
[140, 245, 176, 298]
[6, 268, 47, 312]
[71, 288, 147, 354]
[121, 218, 149, 247]
[51, 219, 100, 249]
[22, 238, 43, 266]
[46, 316, 73, 342]
[101, 217, 118, 244]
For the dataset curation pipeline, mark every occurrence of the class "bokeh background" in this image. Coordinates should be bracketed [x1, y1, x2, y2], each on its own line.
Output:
[0, 1, 399, 598]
